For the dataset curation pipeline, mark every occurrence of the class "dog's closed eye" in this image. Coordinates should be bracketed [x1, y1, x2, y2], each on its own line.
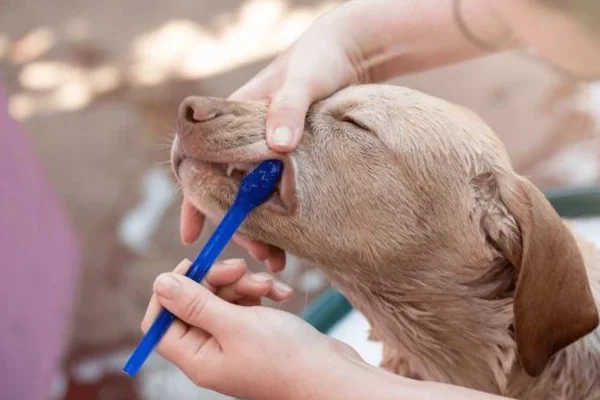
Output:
[340, 114, 371, 132]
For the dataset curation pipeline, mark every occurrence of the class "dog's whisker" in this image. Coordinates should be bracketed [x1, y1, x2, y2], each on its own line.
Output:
[153, 142, 176, 150]
[303, 288, 309, 312]
[160, 122, 175, 132]
[171, 185, 182, 196]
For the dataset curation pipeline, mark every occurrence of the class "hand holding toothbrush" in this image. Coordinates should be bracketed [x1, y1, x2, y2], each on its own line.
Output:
[143, 258, 514, 400]
[143, 258, 364, 400]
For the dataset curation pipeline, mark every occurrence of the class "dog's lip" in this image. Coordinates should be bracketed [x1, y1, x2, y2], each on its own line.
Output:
[174, 152, 297, 214]
[173, 154, 184, 176]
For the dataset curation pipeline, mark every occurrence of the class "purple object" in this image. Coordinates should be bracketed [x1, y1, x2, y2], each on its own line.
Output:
[0, 86, 80, 399]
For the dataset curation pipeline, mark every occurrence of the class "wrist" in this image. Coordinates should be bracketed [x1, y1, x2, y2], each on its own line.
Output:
[265, 341, 514, 400]
[281, 354, 514, 400]
[273, 349, 418, 400]
[327, 0, 520, 82]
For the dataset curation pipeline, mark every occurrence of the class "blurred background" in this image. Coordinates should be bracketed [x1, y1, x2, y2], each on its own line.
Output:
[0, 0, 599, 399]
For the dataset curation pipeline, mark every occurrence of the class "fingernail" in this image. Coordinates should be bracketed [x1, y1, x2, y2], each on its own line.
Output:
[271, 126, 293, 146]
[251, 273, 272, 283]
[274, 281, 292, 294]
[223, 258, 244, 265]
[155, 274, 180, 298]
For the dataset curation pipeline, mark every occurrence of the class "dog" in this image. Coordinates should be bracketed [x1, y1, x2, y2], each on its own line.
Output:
[170, 84, 600, 399]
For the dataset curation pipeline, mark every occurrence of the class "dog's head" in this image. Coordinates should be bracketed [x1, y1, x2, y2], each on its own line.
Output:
[171, 84, 598, 376]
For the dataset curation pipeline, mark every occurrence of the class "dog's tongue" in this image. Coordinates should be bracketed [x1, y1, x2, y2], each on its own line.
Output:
[179, 197, 286, 272]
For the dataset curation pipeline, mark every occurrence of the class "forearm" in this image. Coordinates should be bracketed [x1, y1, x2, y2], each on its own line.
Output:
[286, 355, 515, 400]
[328, 0, 519, 82]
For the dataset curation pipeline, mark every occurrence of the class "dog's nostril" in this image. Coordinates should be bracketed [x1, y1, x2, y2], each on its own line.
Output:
[184, 106, 199, 123]
[183, 104, 219, 124]
[179, 97, 223, 126]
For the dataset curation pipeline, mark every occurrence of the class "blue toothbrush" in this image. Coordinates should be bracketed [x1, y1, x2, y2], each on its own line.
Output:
[123, 159, 284, 377]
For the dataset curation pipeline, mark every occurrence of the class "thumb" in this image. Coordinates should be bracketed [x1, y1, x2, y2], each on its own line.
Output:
[180, 197, 204, 245]
[154, 272, 239, 336]
[266, 85, 312, 152]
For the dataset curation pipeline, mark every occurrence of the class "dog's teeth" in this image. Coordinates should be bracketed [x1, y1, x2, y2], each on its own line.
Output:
[233, 163, 254, 172]
[226, 163, 257, 177]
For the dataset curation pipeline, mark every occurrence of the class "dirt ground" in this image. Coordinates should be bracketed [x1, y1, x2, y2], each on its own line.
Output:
[1, 0, 599, 398]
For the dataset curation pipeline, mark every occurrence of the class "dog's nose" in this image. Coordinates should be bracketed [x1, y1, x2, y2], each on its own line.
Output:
[177, 96, 223, 131]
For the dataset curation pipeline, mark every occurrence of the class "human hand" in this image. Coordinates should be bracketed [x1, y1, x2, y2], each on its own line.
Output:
[143, 258, 362, 400]
[179, 4, 368, 266]
[229, 7, 367, 153]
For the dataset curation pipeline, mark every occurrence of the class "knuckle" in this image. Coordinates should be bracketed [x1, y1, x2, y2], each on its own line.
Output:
[270, 96, 297, 111]
[270, 98, 304, 117]
[270, 88, 309, 113]
[230, 286, 242, 299]
[183, 295, 207, 323]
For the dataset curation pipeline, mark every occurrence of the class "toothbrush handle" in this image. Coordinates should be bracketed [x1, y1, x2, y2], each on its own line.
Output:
[185, 205, 248, 283]
[123, 203, 249, 376]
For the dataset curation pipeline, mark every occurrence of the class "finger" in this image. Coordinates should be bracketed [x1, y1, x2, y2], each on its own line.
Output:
[231, 233, 286, 272]
[265, 84, 312, 152]
[265, 247, 287, 273]
[142, 259, 193, 330]
[154, 272, 240, 336]
[204, 259, 247, 287]
[267, 279, 294, 302]
[180, 198, 205, 245]
[228, 77, 271, 102]
[236, 298, 260, 307]
[142, 312, 212, 372]
[142, 310, 211, 365]
[216, 272, 273, 302]
[141, 262, 212, 361]
[217, 272, 294, 303]
[228, 59, 281, 101]
[174, 258, 193, 274]
[232, 233, 273, 261]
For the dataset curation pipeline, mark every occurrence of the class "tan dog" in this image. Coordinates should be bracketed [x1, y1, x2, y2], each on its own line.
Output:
[170, 84, 600, 399]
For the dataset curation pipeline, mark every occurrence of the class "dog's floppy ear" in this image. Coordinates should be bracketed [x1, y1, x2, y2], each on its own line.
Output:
[476, 171, 599, 376]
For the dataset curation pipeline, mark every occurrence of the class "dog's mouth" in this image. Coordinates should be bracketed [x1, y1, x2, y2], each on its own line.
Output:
[174, 155, 296, 214]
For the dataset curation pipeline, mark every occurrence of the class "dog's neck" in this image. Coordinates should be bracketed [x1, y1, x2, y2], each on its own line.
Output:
[318, 254, 519, 393]
[309, 229, 600, 397]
